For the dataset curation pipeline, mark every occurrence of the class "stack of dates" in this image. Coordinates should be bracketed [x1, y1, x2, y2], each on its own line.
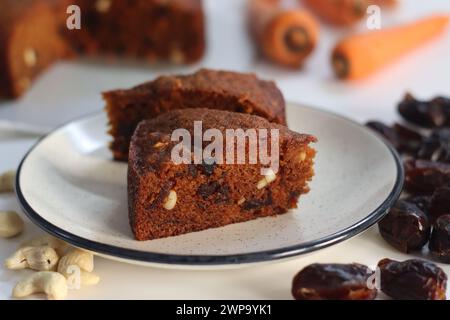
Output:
[291, 94, 450, 300]
[367, 93, 450, 263]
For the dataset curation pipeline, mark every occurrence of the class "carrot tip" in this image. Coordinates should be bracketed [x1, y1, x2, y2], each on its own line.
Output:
[283, 27, 311, 53]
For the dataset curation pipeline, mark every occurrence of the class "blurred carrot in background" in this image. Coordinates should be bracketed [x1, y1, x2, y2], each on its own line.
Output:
[369, 0, 398, 8]
[248, 0, 319, 68]
[332, 15, 449, 79]
[301, 0, 369, 26]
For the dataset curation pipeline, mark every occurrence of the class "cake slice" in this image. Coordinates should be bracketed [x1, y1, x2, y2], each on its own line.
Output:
[104, 68, 287, 161]
[128, 108, 316, 241]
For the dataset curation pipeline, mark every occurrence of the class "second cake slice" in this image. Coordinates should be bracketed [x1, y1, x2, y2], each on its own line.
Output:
[104, 68, 286, 161]
[128, 108, 316, 241]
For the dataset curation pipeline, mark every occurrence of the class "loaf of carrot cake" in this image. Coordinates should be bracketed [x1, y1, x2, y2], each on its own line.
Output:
[104, 68, 287, 160]
[0, 0, 205, 99]
[60, 0, 205, 63]
[0, 0, 71, 98]
[128, 108, 315, 240]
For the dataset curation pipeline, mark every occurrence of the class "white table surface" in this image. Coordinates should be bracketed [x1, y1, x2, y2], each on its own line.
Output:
[1, 0, 449, 300]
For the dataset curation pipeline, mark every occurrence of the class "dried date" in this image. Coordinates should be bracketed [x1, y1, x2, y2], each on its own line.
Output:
[404, 159, 450, 195]
[394, 123, 423, 154]
[417, 128, 450, 163]
[366, 121, 422, 154]
[378, 200, 431, 253]
[378, 258, 447, 300]
[291, 263, 377, 300]
[404, 195, 431, 212]
[429, 186, 450, 222]
[398, 93, 450, 128]
[366, 121, 400, 149]
[429, 215, 450, 263]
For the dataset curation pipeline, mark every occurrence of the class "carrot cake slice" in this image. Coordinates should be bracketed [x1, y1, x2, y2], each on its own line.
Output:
[104, 68, 287, 160]
[128, 108, 315, 240]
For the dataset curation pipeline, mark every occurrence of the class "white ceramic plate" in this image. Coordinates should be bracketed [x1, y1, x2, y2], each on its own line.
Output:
[16, 103, 403, 268]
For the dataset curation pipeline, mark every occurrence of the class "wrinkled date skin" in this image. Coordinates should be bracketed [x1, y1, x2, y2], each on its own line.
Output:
[366, 121, 422, 155]
[404, 195, 431, 212]
[394, 123, 423, 154]
[429, 186, 450, 222]
[291, 263, 377, 300]
[429, 215, 450, 263]
[378, 258, 447, 300]
[378, 200, 431, 253]
[366, 121, 400, 149]
[417, 128, 450, 163]
[398, 93, 450, 128]
[404, 159, 450, 195]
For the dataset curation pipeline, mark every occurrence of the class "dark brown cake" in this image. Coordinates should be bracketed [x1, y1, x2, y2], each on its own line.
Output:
[128, 108, 316, 241]
[0, 0, 71, 98]
[0, 0, 205, 99]
[60, 0, 205, 63]
[104, 68, 287, 161]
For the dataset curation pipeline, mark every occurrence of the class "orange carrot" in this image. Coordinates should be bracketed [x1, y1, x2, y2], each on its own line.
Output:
[302, 0, 369, 26]
[248, 0, 319, 68]
[369, 0, 398, 8]
[332, 15, 449, 79]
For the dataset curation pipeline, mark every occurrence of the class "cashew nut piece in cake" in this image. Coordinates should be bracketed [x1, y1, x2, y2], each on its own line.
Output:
[5, 246, 59, 271]
[0, 211, 24, 238]
[13, 271, 68, 300]
[0, 170, 15, 193]
[22, 234, 71, 256]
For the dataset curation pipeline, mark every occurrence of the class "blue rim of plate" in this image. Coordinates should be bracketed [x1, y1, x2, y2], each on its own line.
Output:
[15, 106, 405, 266]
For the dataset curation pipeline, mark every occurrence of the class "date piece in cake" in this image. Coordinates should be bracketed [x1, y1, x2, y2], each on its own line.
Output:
[128, 108, 315, 240]
[61, 0, 205, 63]
[0, 0, 71, 98]
[104, 68, 287, 161]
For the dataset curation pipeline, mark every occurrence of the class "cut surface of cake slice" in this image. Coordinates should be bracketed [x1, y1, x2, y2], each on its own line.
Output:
[104, 68, 287, 161]
[128, 108, 315, 241]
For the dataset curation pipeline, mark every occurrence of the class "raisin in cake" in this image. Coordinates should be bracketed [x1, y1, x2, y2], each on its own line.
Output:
[128, 108, 315, 240]
[104, 68, 287, 161]
[0, 0, 71, 98]
[60, 0, 205, 63]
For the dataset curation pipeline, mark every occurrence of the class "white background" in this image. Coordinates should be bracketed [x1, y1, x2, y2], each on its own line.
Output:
[0, 0, 449, 299]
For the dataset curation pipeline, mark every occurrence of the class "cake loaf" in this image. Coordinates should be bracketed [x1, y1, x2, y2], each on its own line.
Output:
[61, 0, 205, 63]
[0, 0, 205, 99]
[128, 108, 315, 241]
[104, 68, 287, 161]
[0, 0, 71, 98]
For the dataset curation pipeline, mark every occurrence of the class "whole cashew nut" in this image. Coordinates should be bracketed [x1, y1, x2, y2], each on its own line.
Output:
[21, 235, 71, 256]
[13, 271, 68, 300]
[5, 246, 59, 271]
[80, 271, 100, 286]
[57, 248, 94, 273]
[58, 248, 99, 287]
[0, 211, 24, 238]
[64, 266, 100, 288]
[0, 170, 15, 193]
